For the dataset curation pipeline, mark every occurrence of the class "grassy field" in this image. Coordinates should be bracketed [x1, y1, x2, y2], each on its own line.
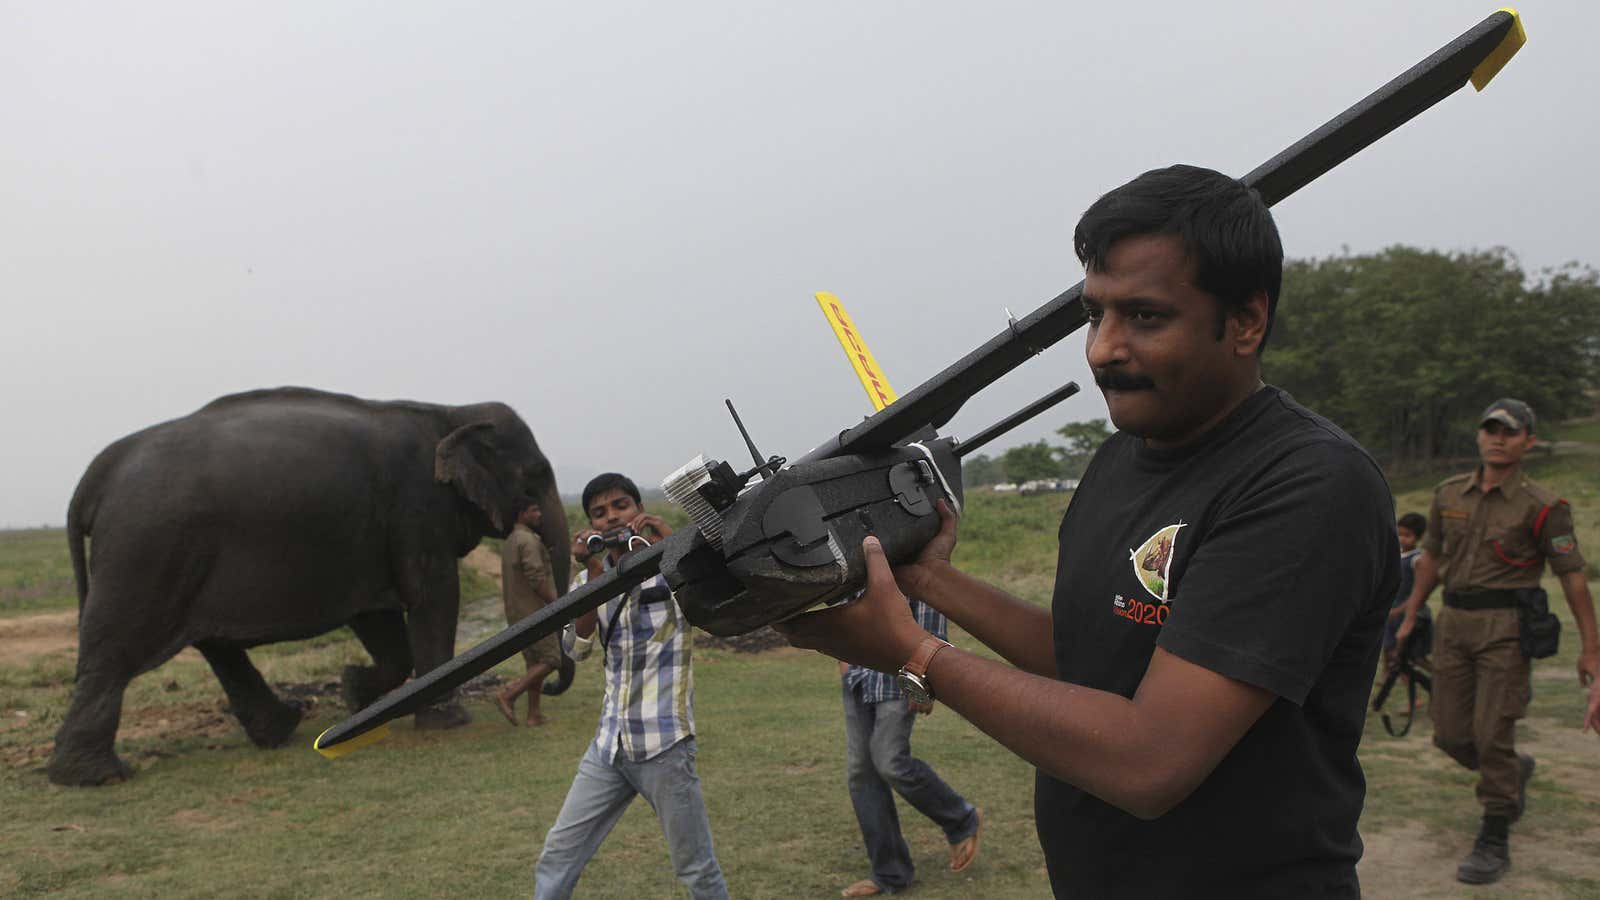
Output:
[3, 459, 1598, 897]
[0, 528, 79, 616]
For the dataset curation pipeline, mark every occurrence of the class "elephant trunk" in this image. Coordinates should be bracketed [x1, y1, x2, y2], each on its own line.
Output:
[536, 479, 577, 697]
[537, 481, 571, 597]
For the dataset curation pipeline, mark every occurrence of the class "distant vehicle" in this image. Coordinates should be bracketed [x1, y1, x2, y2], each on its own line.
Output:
[1019, 479, 1079, 495]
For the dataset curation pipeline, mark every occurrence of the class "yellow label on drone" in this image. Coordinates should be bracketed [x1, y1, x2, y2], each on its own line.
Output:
[1470, 8, 1526, 91]
[815, 292, 897, 411]
[313, 722, 391, 759]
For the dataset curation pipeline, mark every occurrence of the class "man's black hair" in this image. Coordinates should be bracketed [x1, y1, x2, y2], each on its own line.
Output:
[510, 494, 539, 519]
[1397, 512, 1427, 538]
[582, 472, 641, 513]
[1074, 164, 1284, 353]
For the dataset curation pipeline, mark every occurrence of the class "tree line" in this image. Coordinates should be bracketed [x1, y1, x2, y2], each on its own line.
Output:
[964, 245, 1600, 485]
[1268, 247, 1600, 461]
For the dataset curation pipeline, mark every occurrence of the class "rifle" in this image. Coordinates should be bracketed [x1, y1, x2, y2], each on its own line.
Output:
[315, 9, 1527, 758]
[1372, 625, 1434, 738]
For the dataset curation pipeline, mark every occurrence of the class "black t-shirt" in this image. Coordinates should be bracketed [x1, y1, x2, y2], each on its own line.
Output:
[1037, 387, 1398, 899]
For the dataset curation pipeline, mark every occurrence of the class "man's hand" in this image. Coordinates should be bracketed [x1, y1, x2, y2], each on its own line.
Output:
[1386, 604, 1407, 622]
[893, 500, 958, 597]
[571, 529, 597, 562]
[775, 536, 929, 672]
[1579, 647, 1599, 736]
[1395, 610, 1417, 647]
[630, 513, 672, 541]
[571, 530, 606, 575]
[1585, 676, 1600, 736]
[908, 697, 934, 716]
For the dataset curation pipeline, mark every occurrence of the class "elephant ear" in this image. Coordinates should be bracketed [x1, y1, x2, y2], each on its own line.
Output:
[435, 422, 507, 532]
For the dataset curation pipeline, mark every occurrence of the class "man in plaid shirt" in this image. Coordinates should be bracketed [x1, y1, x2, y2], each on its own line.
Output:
[533, 473, 728, 900]
[838, 596, 981, 897]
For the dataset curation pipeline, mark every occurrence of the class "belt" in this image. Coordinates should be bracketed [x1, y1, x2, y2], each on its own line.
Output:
[1443, 589, 1519, 610]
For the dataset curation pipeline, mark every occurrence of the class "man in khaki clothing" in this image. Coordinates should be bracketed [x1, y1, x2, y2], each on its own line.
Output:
[1397, 398, 1600, 884]
[497, 496, 564, 726]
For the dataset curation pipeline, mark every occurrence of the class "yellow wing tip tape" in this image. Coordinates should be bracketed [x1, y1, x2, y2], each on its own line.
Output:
[814, 292, 897, 412]
[314, 722, 391, 760]
[1470, 8, 1526, 92]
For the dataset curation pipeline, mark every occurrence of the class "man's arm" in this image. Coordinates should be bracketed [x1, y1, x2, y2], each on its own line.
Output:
[931, 643, 1271, 818]
[1397, 492, 1446, 639]
[896, 502, 1057, 678]
[1394, 550, 1440, 645]
[569, 530, 606, 640]
[518, 538, 558, 605]
[1555, 569, 1600, 733]
[780, 537, 1273, 819]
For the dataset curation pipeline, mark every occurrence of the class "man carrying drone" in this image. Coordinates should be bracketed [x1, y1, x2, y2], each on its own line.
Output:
[780, 165, 1399, 897]
[307, 13, 1534, 895]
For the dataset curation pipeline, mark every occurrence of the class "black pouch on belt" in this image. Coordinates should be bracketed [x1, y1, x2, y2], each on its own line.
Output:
[1516, 586, 1561, 659]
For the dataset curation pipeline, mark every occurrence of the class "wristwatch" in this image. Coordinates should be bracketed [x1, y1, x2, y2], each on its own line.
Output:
[896, 636, 953, 704]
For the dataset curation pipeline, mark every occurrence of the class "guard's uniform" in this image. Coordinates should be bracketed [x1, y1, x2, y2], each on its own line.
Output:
[1424, 469, 1586, 817]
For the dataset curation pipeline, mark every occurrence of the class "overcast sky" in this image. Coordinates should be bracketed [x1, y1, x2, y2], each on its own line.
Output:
[4, 1, 1596, 527]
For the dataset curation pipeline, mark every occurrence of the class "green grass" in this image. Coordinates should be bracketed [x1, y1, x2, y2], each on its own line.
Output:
[1545, 417, 1600, 445]
[0, 602, 1046, 898]
[0, 529, 79, 616]
[3, 449, 1598, 896]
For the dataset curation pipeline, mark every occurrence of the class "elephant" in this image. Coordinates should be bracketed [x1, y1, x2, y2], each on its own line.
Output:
[47, 387, 571, 786]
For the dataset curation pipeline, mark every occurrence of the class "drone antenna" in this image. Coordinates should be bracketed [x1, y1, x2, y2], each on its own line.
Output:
[725, 399, 786, 481]
[725, 399, 765, 469]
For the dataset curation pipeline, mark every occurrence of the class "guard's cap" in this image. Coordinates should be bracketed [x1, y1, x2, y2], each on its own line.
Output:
[1480, 398, 1535, 433]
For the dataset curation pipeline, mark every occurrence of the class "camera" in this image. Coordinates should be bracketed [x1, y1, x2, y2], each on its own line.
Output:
[584, 525, 637, 556]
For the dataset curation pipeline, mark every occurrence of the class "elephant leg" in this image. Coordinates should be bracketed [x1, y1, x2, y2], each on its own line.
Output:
[195, 642, 303, 748]
[341, 610, 414, 710]
[49, 582, 192, 786]
[47, 663, 136, 786]
[403, 559, 470, 730]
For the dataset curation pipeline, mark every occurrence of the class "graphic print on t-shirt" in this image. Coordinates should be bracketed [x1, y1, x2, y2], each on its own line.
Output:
[1129, 522, 1185, 602]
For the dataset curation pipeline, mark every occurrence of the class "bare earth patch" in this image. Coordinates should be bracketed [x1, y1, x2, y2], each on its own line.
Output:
[464, 545, 501, 582]
[4, 673, 511, 773]
[170, 808, 238, 833]
[1361, 714, 1600, 896]
[0, 610, 78, 667]
[1361, 823, 1600, 898]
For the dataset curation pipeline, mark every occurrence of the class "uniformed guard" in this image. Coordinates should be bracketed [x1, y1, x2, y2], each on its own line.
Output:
[1396, 398, 1600, 885]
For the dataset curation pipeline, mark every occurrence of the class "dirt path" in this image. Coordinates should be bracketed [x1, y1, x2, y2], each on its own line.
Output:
[0, 609, 77, 668]
[1359, 713, 1600, 896]
[0, 545, 504, 671]
[464, 544, 500, 581]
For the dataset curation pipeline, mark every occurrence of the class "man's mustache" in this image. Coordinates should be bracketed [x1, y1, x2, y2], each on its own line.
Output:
[1094, 370, 1156, 392]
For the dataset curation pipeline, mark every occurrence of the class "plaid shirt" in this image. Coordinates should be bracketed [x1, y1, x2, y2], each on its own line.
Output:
[842, 598, 949, 703]
[567, 564, 696, 763]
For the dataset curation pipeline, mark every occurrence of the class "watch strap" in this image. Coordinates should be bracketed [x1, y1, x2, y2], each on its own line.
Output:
[903, 635, 953, 681]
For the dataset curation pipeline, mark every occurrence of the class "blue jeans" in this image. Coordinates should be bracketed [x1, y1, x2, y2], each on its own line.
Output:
[534, 737, 728, 900]
[843, 685, 978, 892]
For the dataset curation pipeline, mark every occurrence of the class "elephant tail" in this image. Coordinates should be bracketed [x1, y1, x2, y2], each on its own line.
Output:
[67, 492, 91, 611]
[66, 449, 111, 612]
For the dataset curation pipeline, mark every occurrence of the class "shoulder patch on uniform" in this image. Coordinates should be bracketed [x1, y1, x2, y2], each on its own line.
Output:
[1519, 477, 1563, 505]
[1551, 534, 1577, 555]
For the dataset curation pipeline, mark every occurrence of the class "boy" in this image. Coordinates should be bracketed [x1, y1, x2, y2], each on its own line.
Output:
[1382, 512, 1429, 672]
